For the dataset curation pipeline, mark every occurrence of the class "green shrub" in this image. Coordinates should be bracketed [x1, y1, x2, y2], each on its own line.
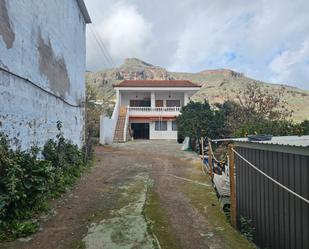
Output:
[42, 121, 86, 196]
[0, 122, 89, 241]
[0, 134, 55, 239]
[240, 216, 255, 242]
[234, 120, 305, 138]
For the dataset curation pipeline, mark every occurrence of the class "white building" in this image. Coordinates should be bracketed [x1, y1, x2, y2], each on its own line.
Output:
[0, 0, 91, 149]
[100, 80, 201, 144]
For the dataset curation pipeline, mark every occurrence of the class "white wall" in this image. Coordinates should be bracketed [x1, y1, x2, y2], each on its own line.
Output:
[0, 0, 87, 149]
[100, 90, 120, 145]
[121, 92, 151, 106]
[149, 121, 177, 140]
[120, 91, 184, 107]
[100, 116, 114, 145]
[153, 92, 184, 107]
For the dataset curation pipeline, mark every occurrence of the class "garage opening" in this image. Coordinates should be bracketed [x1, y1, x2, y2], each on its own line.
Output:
[131, 123, 149, 139]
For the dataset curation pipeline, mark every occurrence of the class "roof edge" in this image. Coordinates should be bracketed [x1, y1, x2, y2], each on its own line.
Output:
[112, 80, 202, 88]
[113, 85, 202, 88]
[234, 141, 309, 156]
[76, 0, 92, 24]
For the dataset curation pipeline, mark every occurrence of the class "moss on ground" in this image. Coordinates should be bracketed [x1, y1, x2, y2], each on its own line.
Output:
[82, 173, 156, 249]
[144, 187, 182, 249]
[68, 240, 86, 249]
[180, 162, 256, 249]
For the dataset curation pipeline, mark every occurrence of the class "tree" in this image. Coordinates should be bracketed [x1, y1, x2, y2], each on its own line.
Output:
[224, 82, 294, 136]
[235, 82, 292, 122]
[300, 120, 309, 135]
[177, 101, 227, 139]
[85, 84, 113, 138]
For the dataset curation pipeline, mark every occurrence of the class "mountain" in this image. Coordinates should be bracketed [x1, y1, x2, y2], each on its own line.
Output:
[86, 58, 309, 122]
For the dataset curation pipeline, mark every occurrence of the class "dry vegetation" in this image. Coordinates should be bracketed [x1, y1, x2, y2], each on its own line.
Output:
[86, 58, 309, 122]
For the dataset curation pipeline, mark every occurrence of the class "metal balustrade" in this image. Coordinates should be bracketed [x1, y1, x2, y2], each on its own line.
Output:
[127, 106, 181, 117]
[127, 106, 181, 112]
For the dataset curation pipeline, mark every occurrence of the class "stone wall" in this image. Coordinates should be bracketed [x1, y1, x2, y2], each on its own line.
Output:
[0, 0, 87, 149]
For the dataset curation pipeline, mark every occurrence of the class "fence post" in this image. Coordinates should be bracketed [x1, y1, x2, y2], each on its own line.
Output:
[201, 137, 204, 159]
[228, 144, 237, 229]
[208, 140, 213, 179]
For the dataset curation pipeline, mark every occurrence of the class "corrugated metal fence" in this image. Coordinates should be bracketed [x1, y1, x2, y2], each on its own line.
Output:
[235, 147, 309, 249]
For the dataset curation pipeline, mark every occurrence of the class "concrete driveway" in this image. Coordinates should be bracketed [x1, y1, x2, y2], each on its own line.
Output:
[1, 140, 254, 249]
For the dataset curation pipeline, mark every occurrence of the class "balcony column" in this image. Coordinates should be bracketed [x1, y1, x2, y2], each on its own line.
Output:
[184, 92, 189, 106]
[151, 92, 155, 108]
[115, 89, 121, 105]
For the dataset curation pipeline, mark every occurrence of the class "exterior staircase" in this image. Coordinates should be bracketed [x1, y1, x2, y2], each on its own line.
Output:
[113, 107, 127, 143]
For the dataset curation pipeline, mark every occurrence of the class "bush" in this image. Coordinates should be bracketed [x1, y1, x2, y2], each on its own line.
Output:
[0, 122, 89, 241]
[234, 120, 305, 138]
[42, 126, 86, 195]
[177, 101, 227, 140]
[240, 216, 255, 242]
[300, 120, 309, 135]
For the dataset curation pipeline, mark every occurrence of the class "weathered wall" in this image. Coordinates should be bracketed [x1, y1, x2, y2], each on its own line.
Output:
[0, 0, 87, 149]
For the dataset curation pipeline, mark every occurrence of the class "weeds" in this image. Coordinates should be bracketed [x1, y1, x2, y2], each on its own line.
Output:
[0, 121, 91, 241]
[240, 216, 255, 241]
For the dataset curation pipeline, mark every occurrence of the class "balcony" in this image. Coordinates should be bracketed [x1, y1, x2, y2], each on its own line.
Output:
[127, 106, 181, 117]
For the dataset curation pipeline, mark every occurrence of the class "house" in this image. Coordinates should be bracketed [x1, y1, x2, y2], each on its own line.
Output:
[233, 136, 309, 249]
[100, 80, 201, 144]
[0, 0, 91, 150]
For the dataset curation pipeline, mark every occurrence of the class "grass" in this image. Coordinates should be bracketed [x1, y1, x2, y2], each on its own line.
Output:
[144, 187, 182, 249]
[179, 162, 256, 249]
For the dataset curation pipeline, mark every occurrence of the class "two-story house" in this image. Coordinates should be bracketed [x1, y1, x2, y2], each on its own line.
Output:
[100, 80, 201, 144]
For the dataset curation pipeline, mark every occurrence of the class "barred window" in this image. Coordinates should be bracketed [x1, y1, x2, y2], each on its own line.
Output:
[155, 121, 167, 131]
[172, 121, 177, 131]
[166, 100, 180, 107]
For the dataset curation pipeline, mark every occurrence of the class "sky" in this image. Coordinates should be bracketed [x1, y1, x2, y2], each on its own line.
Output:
[84, 0, 309, 90]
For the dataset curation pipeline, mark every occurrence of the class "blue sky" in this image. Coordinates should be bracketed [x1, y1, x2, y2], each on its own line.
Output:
[84, 0, 309, 90]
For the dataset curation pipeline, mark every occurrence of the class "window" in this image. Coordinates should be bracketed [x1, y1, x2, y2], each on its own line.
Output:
[172, 121, 177, 131]
[166, 100, 180, 107]
[130, 100, 151, 107]
[155, 121, 167, 131]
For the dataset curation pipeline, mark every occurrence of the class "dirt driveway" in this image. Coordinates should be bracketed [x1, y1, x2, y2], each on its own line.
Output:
[1, 140, 254, 249]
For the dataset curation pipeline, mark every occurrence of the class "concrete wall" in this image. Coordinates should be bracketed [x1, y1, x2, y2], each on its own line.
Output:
[99, 116, 114, 145]
[149, 121, 177, 140]
[0, 0, 87, 149]
[129, 119, 177, 140]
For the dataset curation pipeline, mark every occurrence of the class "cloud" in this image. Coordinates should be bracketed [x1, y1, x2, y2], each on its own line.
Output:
[269, 39, 309, 89]
[84, 0, 309, 89]
[86, 2, 152, 70]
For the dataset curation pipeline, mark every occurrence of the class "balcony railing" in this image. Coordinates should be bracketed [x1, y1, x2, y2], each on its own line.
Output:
[127, 106, 181, 116]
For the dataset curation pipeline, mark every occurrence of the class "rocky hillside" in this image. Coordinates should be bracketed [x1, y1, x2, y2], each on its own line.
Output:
[86, 58, 309, 122]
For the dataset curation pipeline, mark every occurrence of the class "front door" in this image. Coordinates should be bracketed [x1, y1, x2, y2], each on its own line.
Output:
[131, 123, 150, 139]
[155, 100, 163, 107]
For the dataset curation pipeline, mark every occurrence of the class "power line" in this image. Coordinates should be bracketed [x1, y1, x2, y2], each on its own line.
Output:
[89, 25, 115, 67]
[91, 26, 115, 66]
[88, 27, 109, 68]
[0, 66, 82, 107]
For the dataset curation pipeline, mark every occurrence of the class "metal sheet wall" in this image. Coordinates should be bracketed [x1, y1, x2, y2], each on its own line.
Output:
[236, 147, 309, 249]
